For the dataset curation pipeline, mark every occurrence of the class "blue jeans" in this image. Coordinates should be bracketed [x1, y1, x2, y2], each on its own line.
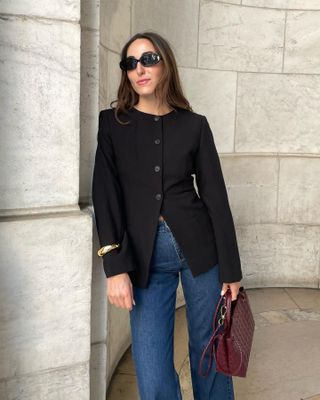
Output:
[129, 219, 235, 400]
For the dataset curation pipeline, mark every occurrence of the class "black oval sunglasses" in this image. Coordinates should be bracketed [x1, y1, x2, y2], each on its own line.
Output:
[119, 51, 162, 71]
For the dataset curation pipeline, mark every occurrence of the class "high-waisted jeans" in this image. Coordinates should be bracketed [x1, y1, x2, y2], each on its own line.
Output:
[129, 219, 235, 400]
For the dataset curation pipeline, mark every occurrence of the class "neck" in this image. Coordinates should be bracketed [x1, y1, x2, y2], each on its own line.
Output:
[134, 99, 172, 116]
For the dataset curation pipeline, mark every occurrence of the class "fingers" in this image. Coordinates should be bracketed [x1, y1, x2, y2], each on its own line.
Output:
[109, 294, 135, 310]
[109, 292, 132, 310]
[109, 289, 132, 309]
[106, 274, 135, 311]
[123, 295, 132, 310]
[221, 281, 241, 301]
[231, 292, 238, 301]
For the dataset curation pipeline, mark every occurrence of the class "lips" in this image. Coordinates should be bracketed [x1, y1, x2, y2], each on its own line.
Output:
[137, 79, 150, 85]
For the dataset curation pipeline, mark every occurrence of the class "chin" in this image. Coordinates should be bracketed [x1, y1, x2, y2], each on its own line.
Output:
[136, 88, 155, 96]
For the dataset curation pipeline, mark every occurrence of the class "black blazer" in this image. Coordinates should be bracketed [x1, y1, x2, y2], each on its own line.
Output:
[92, 106, 243, 288]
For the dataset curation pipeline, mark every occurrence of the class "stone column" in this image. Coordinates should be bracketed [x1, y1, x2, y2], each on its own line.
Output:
[0, 1, 92, 398]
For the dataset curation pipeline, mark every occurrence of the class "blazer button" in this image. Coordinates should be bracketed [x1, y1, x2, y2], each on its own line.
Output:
[155, 193, 162, 200]
[154, 138, 160, 144]
[154, 116, 160, 121]
[154, 165, 161, 172]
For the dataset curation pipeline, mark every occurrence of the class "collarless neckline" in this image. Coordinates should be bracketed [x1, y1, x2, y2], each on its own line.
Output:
[130, 106, 177, 118]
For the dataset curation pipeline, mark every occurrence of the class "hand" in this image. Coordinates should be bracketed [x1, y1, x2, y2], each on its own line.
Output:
[221, 281, 241, 301]
[106, 273, 136, 311]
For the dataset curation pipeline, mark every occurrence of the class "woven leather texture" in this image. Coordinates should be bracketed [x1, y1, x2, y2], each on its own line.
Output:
[216, 287, 255, 377]
[198, 286, 255, 378]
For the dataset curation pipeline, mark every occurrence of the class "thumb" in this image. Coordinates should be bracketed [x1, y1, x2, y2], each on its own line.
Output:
[220, 284, 229, 296]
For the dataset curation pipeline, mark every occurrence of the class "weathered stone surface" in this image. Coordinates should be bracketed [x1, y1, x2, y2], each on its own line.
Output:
[286, 288, 320, 311]
[220, 156, 278, 224]
[99, 44, 110, 111]
[236, 223, 320, 287]
[176, 278, 186, 309]
[106, 372, 139, 400]
[199, 2, 285, 72]
[259, 310, 293, 324]
[246, 288, 297, 314]
[252, 313, 272, 329]
[132, 0, 199, 67]
[80, 28, 99, 204]
[179, 356, 192, 400]
[278, 157, 320, 225]
[107, 302, 132, 381]
[234, 321, 320, 399]
[243, 0, 320, 10]
[91, 218, 107, 344]
[6, 363, 89, 400]
[216, 0, 241, 4]
[0, 16, 80, 210]
[286, 308, 320, 321]
[81, 0, 99, 30]
[99, 48, 123, 111]
[100, 0, 131, 52]
[0, 0, 80, 20]
[114, 346, 135, 375]
[0, 213, 92, 379]
[90, 343, 107, 400]
[236, 73, 320, 153]
[285, 11, 320, 74]
[179, 68, 237, 153]
[0, 383, 6, 400]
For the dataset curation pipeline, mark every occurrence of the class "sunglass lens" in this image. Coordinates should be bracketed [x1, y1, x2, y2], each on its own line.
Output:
[141, 52, 160, 67]
[119, 57, 135, 71]
[120, 52, 161, 71]
[126, 57, 137, 71]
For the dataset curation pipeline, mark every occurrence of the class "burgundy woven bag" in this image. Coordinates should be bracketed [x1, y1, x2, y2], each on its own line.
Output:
[198, 286, 255, 378]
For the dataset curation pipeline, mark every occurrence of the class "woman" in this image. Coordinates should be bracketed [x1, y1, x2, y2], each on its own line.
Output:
[92, 31, 242, 400]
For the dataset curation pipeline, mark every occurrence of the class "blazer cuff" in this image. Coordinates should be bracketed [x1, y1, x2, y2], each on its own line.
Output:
[101, 231, 136, 278]
[219, 267, 243, 284]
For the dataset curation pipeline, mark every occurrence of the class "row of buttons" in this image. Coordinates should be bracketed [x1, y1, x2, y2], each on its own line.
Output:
[154, 116, 161, 200]
[155, 160, 161, 200]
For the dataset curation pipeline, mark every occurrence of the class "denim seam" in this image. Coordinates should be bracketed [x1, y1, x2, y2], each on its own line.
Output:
[162, 219, 185, 262]
[170, 233, 185, 262]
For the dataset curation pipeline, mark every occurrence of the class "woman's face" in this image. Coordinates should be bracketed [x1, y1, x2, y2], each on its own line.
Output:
[126, 38, 164, 99]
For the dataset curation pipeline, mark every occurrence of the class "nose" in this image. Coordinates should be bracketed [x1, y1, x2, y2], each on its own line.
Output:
[135, 60, 145, 74]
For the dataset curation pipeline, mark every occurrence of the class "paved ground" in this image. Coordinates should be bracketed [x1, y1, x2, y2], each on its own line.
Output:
[106, 287, 320, 400]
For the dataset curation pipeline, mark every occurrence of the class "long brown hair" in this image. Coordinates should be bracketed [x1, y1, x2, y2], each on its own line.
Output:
[110, 31, 193, 124]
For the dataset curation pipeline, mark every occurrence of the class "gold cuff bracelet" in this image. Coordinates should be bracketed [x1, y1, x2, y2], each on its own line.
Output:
[97, 243, 120, 257]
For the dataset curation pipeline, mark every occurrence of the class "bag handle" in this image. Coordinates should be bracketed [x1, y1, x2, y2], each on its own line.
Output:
[198, 287, 245, 377]
[198, 293, 227, 377]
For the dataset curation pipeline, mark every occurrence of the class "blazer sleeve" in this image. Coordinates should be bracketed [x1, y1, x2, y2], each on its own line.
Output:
[194, 115, 243, 284]
[92, 110, 136, 278]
